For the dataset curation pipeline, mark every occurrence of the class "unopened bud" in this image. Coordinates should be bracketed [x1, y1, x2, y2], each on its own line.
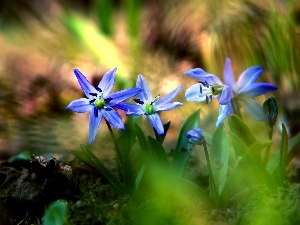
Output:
[263, 96, 278, 127]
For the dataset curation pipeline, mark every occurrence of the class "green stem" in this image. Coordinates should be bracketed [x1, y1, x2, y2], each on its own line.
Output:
[231, 98, 242, 119]
[105, 119, 122, 169]
[203, 142, 218, 205]
[263, 126, 274, 166]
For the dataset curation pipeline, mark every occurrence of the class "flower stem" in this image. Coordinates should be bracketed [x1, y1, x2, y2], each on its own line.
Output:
[105, 119, 123, 169]
[231, 98, 242, 119]
[202, 142, 218, 205]
[263, 126, 274, 166]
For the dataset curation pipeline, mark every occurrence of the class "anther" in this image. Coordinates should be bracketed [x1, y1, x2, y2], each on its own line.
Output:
[89, 93, 98, 97]
[105, 97, 112, 103]
[200, 85, 203, 94]
[94, 108, 98, 118]
[134, 98, 144, 105]
[89, 99, 96, 103]
[96, 87, 102, 92]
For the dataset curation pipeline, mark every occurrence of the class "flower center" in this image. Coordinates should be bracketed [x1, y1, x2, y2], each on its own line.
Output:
[198, 81, 224, 104]
[94, 98, 106, 108]
[145, 102, 156, 115]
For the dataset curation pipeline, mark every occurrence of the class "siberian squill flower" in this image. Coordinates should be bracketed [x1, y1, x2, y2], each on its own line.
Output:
[116, 75, 183, 135]
[66, 68, 142, 143]
[184, 58, 278, 127]
[186, 128, 206, 145]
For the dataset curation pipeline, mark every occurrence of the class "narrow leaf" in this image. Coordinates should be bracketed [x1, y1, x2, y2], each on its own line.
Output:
[172, 108, 200, 175]
[228, 114, 256, 146]
[148, 136, 168, 167]
[278, 123, 288, 186]
[210, 125, 229, 196]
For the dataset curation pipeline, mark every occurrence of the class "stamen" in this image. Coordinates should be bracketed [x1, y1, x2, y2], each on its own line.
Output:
[151, 94, 160, 105]
[105, 97, 112, 103]
[200, 85, 202, 94]
[205, 95, 209, 104]
[96, 87, 102, 92]
[89, 99, 96, 103]
[198, 80, 209, 88]
[211, 87, 215, 93]
[134, 98, 144, 104]
[105, 107, 113, 111]
[89, 93, 98, 97]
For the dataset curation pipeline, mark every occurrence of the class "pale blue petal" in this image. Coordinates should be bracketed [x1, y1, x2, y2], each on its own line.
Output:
[74, 69, 97, 99]
[147, 113, 164, 135]
[114, 102, 145, 116]
[185, 83, 213, 102]
[155, 86, 182, 106]
[186, 128, 205, 144]
[218, 85, 233, 105]
[155, 102, 183, 112]
[89, 108, 103, 143]
[236, 66, 264, 91]
[240, 98, 265, 121]
[184, 68, 223, 85]
[137, 74, 152, 102]
[102, 108, 125, 130]
[216, 103, 233, 127]
[223, 58, 236, 89]
[98, 67, 117, 97]
[66, 98, 94, 113]
[238, 83, 278, 97]
[107, 87, 142, 105]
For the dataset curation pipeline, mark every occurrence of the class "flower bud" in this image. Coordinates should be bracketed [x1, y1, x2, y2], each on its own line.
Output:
[186, 128, 206, 145]
[263, 96, 278, 127]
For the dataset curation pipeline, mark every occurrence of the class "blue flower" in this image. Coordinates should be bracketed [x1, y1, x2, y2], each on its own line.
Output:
[184, 58, 278, 127]
[66, 68, 142, 143]
[186, 128, 205, 145]
[116, 75, 183, 135]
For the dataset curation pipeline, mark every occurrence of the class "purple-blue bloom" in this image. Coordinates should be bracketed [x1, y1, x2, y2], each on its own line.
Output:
[186, 128, 205, 145]
[116, 75, 183, 135]
[66, 68, 142, 143]
[184, 58, 278, 127]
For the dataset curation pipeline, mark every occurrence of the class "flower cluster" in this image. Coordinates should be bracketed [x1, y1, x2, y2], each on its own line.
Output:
[184, 58, 278, 127]
[67, 58, 278, 143]
[66, 69, 183, 143]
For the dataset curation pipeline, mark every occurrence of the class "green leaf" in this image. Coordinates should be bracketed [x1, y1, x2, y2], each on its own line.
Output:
[228, 131, 248, 157]
[135, 164, 146, 193]
[287, 131, 300, 161]
[172, 108, 200, 175]
[42, 200, 67, 225]
[210, 125, 229, 196]
[228, 114, 256, 146]
[154, 120, 171, 144]
[220, 142, 277, 206]
[134, 122, 150, 153]
[148, 136, 168, 167]
[8, 151, 31, 163]
[278, 123, 288, 186]
[72, 145, 124, 196]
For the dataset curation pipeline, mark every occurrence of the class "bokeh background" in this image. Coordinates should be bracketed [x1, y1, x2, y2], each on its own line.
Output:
[0, 0, 299, 161]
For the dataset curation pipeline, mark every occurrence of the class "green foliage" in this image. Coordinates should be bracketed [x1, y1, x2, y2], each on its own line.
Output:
[42, 200, 67, 225]
[8, 151, 31, 162]
[210, 125, 229, 196]
[172, 108, 200, 175]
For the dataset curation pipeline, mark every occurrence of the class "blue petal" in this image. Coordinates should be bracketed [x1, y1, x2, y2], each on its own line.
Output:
[216, 103, 233, 127]
[102, 108, 125, 130]
[66, 98, 94, 113]
[184, 68, 223, 85]
[155, 86, 182, 106]
[74, 69, 97, 99]
[236, 66, 264, 91]
[240, 97, 265, 121]
[89, 108, 103, 143]
[185, 83, 213, 102]
[147, 113, 164, 135]
[155, 102, 183, 112]
[186, 128, 204, 144]
[107, 87, 142, 105]
[223, 58, 236, 89]
[114, 102, 145, 116]
[137, 75, 153, 102]
[218, 85, 233, 105]
[98, 67, 117, 97]
[238, 83, 278, 98]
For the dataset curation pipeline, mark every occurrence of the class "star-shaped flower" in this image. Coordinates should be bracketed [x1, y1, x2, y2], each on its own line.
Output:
[66, 68, 142, 143]
[116, 75, 183, 135]
[184, 58, 278, 127]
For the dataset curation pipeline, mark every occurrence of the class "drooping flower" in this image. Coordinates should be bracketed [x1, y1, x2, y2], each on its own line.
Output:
[186, 128, 206, 145]
[116, 75, 183, 135]
[66, 68, 142, 143]
[184, 58, 278, 127]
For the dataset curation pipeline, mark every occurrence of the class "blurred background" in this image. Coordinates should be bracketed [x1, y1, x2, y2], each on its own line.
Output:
[0, 0, 299, 160]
